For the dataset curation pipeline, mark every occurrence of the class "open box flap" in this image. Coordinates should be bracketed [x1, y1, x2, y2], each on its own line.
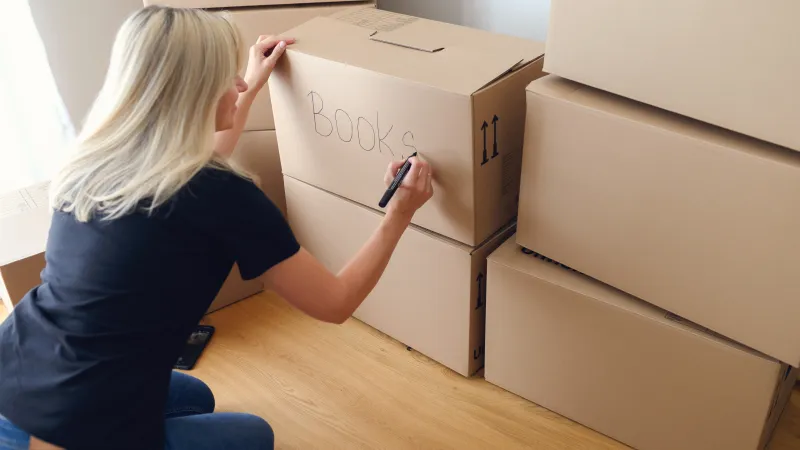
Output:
[285, 10, 544, 95]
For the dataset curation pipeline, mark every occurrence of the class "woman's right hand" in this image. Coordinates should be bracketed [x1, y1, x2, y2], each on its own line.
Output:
[264, 156, 434, 325]
[383, 157, 434, 222]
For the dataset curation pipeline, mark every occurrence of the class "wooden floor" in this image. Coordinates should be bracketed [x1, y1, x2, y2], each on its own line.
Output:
[199, 293, 800, 450]
[2, 295, 800, 449]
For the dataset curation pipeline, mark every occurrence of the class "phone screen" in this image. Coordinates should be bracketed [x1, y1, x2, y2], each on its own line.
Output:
[188, 330, 211, 346]
[175, 326, 214, 370]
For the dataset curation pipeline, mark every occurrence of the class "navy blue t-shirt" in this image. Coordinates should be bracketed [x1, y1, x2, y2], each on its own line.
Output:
[0, 168, 299, 449]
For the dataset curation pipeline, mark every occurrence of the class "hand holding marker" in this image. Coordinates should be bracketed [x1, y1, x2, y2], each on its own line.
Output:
[379, 153, 417, 208]
[379, 153, 434, 214]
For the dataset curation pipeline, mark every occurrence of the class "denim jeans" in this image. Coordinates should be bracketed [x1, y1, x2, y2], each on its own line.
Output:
[0, 372, 274, 450]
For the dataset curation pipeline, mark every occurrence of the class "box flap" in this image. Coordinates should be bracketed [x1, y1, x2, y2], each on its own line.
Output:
[369, 26, 444, 53]
[285, 9, 544, 95]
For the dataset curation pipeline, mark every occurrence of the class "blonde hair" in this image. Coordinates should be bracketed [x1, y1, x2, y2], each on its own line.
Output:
[50, 6, 244, 222]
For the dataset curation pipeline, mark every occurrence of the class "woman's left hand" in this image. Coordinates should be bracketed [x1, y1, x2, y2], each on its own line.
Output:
[243, 35, 296, 94]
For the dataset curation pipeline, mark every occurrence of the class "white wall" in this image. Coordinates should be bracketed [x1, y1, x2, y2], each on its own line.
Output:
[28, 0, 142, 127]
[378, 0, 550, 42]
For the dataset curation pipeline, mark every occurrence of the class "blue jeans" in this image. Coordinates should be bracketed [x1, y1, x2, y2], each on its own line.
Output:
[0, 372, 274, 450]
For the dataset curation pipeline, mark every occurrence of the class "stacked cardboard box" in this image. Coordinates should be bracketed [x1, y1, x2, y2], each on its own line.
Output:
[143, 0, 376, 311]
[271, 7, 545, 375]
[486, 236, 797, 450]
[484, 1, 800, 448]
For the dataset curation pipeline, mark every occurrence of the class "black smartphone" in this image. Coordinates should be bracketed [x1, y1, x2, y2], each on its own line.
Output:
[174, 325, 215, 370]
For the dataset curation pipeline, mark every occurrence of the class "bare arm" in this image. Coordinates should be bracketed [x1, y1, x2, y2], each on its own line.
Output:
[214, 36, 295, 157]
[213, 88, 257, 157]
[262, 158, 433, 324]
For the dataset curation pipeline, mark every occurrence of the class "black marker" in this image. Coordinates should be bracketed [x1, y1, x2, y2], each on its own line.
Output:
[379, 152, 417, 208]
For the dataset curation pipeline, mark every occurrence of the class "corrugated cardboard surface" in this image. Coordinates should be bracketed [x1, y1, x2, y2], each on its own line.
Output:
[144, 0, 360, 8]
[229, 130, 287, 215]
[0, 254, 46, 311]
[485, 236, 796, 450]
[271, 8, 544, 245]
[545, 0, 800, 151]
[230, 2, 375, 131]
[284, 175, 514, 376]
[0, 182, 51, 310]
[517, 76, 800, 366]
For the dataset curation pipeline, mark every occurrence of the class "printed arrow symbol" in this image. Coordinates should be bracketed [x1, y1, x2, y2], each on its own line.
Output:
[481, 121, 489, 165]
[475, 272, 485, 310]
[491, 115, 499, 159]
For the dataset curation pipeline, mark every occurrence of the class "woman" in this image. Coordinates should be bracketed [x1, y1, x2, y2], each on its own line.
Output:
[0, 6, 432, 450]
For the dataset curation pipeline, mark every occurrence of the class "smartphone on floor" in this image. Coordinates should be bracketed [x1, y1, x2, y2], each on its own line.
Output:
[175, 325, 215, 370]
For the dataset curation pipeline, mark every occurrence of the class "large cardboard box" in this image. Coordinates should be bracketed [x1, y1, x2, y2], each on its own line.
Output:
[271, 8, 545, 246]
[545, 0, 800, 151]
[144, 0, 361, 8]
[284, 175, 514, 376]
[485, 236, 798, 450]
[0, 179, 270, 315]
[0, 182, 51, 311]
[229, 130, 286, 215]
[230, 2, 375, 131]
[517, 76, 800, 366]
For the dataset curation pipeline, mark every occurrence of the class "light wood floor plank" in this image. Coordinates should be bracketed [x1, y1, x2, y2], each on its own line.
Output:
[2, 295, 798, 449]
[195, 293, 800, 449]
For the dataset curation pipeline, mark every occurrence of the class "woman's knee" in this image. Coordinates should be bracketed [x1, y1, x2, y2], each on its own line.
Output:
[236, 414, 274, 450]
[164, 413, 274, 450]
[166, 371, 216, 417]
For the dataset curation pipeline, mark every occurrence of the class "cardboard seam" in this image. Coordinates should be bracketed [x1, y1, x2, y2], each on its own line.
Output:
[478, 56, 544, 95]
[489, 254, 777, 361]
[533, 86, 800, 168]
[286, 48, 507, 99]
[283, 174, 472, 251]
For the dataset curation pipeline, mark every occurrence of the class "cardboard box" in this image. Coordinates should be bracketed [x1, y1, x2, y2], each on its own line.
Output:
[229, 2, 375, 131]
[485, 236, 798, 450]
[284, 175, 514, 376]
[0, 182, 263, 314]
[545, 0, 800, 151]
[271, 8, 545, 246]
[517, 76, 800, 366]
[229, 130, 286, 215]
[0, 182, 51, 311]
[144, 0, 361, 8]
[207, 264, 263, 313]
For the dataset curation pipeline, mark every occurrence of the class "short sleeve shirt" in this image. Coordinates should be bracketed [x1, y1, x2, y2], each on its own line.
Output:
[0, 168, 300, 449]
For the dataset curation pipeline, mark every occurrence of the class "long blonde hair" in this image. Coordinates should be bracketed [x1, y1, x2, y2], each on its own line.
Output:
[50, 6, 244, 222]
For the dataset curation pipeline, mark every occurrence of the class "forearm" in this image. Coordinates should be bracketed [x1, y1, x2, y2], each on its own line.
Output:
[335, 211, 411, 314]
[263, 212, 412, 324]
[263, 155, 431, 325]
[214, 90, 257, 157]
